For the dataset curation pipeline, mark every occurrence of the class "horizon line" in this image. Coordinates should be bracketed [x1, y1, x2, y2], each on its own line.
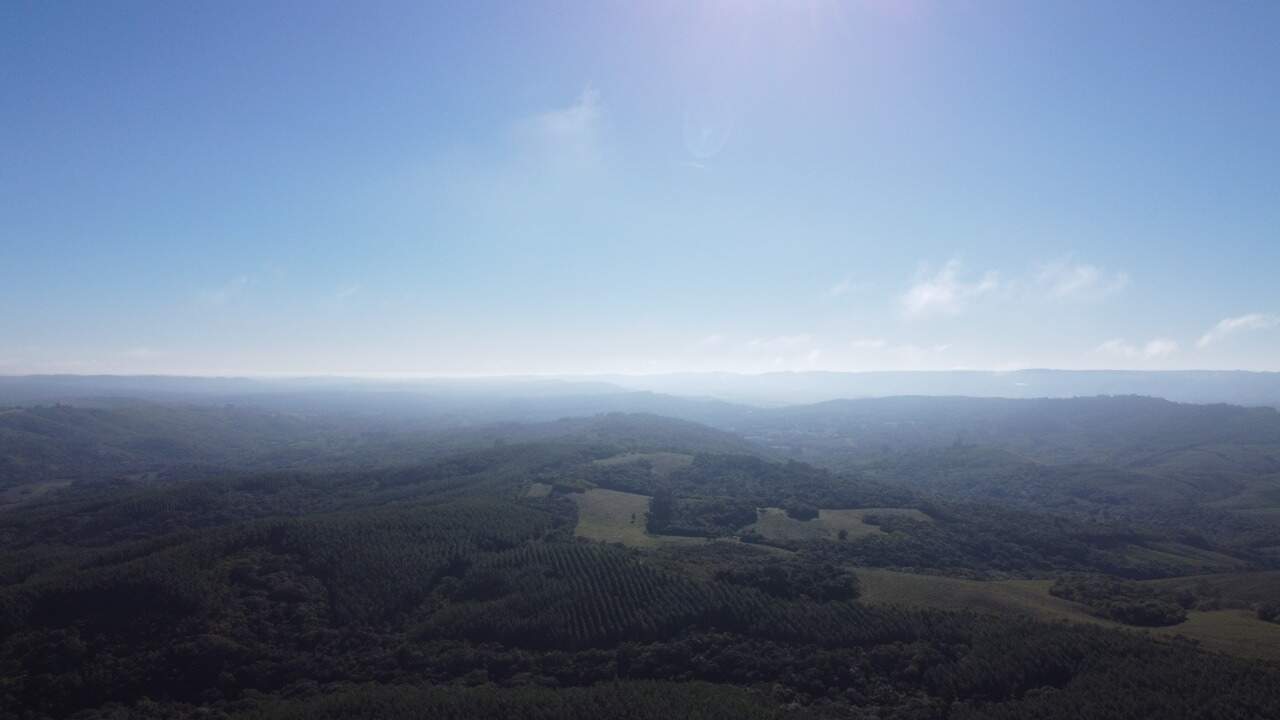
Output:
[4, 368, 1280, 381]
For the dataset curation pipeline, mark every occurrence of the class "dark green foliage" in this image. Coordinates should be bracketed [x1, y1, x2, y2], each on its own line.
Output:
[646, 488, 675, 534]
[637, 454, 919, 540]
[667, 455, 914, 511]
[1049, 575, 1188, 626]
[630, 449, 1227, 580]
[3, 406, 1280, 720]
[949, 644, 1280, 720]
[714, 559, 857, 603]
[420, 542, 894, 650]
[755, 395, 1280, 467]
[234, 680, 800, 720]
[1258, 602, 1280, 624]
[781, 500, 819, 521]
[652, 542, 859, 603]
[0, 403, 315, 484]
[790, 504, 1183, 580]
[649, 495, 757, 537]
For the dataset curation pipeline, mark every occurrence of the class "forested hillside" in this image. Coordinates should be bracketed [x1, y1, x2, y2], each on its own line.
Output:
[0, 402, 757, 490]
[2, 396, 1280, 718]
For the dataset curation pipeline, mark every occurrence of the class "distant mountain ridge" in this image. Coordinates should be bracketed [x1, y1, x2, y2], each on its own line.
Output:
[6, 370, 1280, 408]
[597, 369, 1280, 406]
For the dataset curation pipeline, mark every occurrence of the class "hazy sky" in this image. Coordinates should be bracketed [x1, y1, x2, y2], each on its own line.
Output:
[3, 1, 1279, 375]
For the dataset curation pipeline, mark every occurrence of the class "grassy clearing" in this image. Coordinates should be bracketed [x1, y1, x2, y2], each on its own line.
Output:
[1123, 542, 1248, 573]
[523, 482, 552, 498]
[1233, 506, 1280, 519]
[1161, 609, 1280, 661]
[571, 488, 703, 549]
[1206, 476, 1280, 511]
[1145, 570, 1280, 606]
[592, 451, 694, 478]
[748, 507, 931, 542]
[0, 479, 73, 507]
[856, 567, 1280, 662]
[857, 568, 1091, 622]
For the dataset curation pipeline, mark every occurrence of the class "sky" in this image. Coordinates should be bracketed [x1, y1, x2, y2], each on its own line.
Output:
[2, 1, 1279, 376]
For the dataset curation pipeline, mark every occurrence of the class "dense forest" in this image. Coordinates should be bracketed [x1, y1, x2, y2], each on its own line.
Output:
[2, 388, 1280, 718]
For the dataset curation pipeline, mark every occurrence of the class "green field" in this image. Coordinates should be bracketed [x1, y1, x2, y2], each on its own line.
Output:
[570, 488, 703, 548]
[747, 507, 931, 542]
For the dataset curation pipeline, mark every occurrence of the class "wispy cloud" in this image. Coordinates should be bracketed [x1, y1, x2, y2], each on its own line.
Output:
[827, 278, 855, 298]
[518, 87, 603, 166]
[199, 275, 249, 306]
[1095, 338, 1178, 359]
[683, 106, 734, 163]
[1142, 339, 1178, 358]
[121, 347, 161, 359]
[746, 334, 813, 350]
[1196, 313, 1279, 348]
[848, 337, 952, 370]
[731, 334, 824, 371]
[336, 282, 362, 301]
[1035, 257, 1129, 300]
[901, 260, 999, 316]
[694, 333, 726, 349]
[851, 338, 949, 354]
[850, 338, 887, 350]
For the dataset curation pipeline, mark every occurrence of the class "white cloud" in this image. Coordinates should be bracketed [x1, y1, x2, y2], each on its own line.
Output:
[901, 260, 999, 316]
[1095, 338, 1178, 359]
[519, 87, 603, 165]
[1196, 313, 1279, 348]
[1035, 257, 1129, 300]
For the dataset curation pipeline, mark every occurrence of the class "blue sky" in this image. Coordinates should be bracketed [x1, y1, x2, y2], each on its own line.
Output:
[2, 1, 1278, 375]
